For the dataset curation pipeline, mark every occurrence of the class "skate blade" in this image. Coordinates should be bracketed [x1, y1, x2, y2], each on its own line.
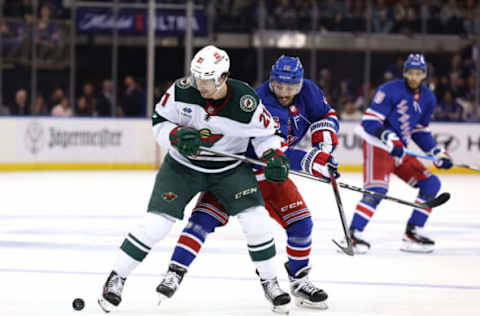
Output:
[157, 293, 169, 305]
[336, 243, 369, 255]
[400, 239, 434, 253]
[98, 297, 114, 313]
[295, 297, 328, 310]
[272, 304, 290, 315]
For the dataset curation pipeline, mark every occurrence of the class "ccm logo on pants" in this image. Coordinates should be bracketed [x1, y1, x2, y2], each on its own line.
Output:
[234, 187, 258, 199]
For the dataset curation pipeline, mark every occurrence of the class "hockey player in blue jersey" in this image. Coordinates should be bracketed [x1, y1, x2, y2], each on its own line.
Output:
[155, 56, 340, 310]
[348, 53, 453, 254]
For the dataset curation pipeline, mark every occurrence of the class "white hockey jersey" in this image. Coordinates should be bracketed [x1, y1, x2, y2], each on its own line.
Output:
[153, 77, 283, 173]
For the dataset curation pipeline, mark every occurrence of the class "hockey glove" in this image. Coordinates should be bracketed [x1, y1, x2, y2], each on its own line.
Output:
[431, 147, 453, 169]
[169, 126, 201, 157]
[262, 149, 290, 183]
[312, 130, 338, 154]
[301, 147, 340, 180]
[311, 119, 338, 153]
[376, 129, 405, 160]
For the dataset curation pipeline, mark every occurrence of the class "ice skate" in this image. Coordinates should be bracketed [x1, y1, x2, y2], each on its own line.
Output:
[284, 263, 328, 309]
[401, 224, 435, 253]
[156, 263, 187, 303]
[338, 227, 371, 254]
[260, 277, 291, 314]
[98, 271, 126, 313]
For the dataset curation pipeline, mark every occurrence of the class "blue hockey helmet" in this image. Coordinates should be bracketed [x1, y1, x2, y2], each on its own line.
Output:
[403, 53, 427, 74]
[270, 55, 304, 85]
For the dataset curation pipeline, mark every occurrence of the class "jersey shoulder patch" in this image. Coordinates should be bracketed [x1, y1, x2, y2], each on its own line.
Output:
[174, 77, 206, 107]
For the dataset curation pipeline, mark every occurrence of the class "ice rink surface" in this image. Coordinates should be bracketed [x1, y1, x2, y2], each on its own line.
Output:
[0, 170, 479, 316]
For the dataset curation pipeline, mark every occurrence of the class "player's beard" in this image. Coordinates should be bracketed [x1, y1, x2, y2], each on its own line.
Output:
[277, 95, 294, 107]
[406, 79, 422, 92]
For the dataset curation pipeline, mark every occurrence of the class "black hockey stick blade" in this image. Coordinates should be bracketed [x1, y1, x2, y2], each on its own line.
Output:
[422, 192, 451, 208]
[332, 239, 354, 256]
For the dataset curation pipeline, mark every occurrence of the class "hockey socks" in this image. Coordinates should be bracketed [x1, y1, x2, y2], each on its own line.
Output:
[407, 175, 440, 228]
[170, 212, 220, 269]
[114, 213, 175, 278]
[285, 218, 312, 275]
[351, 187, 386, 231]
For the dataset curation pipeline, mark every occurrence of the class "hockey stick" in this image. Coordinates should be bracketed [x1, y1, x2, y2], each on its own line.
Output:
[328, 165, 354, 256]
[406, 150, 480, 172]
[199, 147, 451, 209]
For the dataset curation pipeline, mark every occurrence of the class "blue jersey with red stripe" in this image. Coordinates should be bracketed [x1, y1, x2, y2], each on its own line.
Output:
[247, 79, 339, 171]
[361, 79, 437, 153]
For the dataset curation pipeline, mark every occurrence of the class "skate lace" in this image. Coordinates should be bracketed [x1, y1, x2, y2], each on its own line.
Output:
[294, 277, 318, 295]
[264, 279, 284, 298]
[162, 271, 181, 290]
[107, 274, 125, 295]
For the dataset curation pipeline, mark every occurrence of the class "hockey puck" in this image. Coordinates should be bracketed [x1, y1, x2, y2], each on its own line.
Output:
[72, 298, 85, 311]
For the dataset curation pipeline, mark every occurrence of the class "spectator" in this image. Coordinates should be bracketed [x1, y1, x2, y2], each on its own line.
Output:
[339, 98, 363, 120]
[49, 87, 65, 112]
[0, 95, 11, 115]
[120, 75, 146, 117]
[36, 4, 60, 61]
[80, 82, 96, 115]
[0, 19, 23, 58]
[96, 80, 113, 117]
[9, 89, 29, 115]
[372, 0, 393, 33]
[76, 96, 93, 116]
[31, 95, 48, 115]
[51, 97, 72, 117]
[440, 0, 465, 34]
[435, 90, 463, 121]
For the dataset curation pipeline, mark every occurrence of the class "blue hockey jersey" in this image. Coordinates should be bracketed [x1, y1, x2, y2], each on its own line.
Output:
[359, 79, 437, 153]
[247, 79, 339, 171]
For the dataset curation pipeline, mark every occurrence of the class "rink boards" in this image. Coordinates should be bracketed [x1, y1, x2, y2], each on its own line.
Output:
[0, 117, 478, 173]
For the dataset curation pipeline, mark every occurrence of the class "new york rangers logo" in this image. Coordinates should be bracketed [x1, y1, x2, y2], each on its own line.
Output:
[396, 100, 411, 140]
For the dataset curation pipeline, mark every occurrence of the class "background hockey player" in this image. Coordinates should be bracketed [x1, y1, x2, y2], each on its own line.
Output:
[156, 56, 339, 310]
[349, 53, 453, 254]
[98, 45, 292, 314]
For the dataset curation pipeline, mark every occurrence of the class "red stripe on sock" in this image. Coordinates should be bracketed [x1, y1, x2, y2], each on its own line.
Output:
[178, 234, 202, 253]
[356, 204, 374, 217]
[286, 246, 311, 258]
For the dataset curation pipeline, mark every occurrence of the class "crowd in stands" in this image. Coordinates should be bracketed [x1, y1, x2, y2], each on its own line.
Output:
[1, 0, 480, 121]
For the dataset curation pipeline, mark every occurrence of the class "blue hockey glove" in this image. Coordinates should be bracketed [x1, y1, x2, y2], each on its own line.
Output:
[301, 147, 340, 180]
[376, 129, 405, 160]
[431, 147, 453, 169]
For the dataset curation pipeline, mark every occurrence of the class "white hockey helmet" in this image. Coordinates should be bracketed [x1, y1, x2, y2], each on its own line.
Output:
[190, 45, 230, 88]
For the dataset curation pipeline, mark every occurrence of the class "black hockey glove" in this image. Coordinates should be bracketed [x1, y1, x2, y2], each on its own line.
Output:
[262, 149, 290, 183]
[169, 126, 201, 157]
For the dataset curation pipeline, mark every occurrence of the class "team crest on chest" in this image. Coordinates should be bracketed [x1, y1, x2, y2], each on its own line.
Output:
[199, 128, 224, 147]
[175, 77, 192, 89]
[239, 95, 257, 112]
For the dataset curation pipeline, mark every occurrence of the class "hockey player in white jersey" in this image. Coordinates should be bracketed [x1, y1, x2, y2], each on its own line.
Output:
[98, 45, 291, 314]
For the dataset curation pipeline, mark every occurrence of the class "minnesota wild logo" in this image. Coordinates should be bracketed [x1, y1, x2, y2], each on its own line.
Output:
[240, 95, 257, 112]
[175, 77, 192, 89]
[162, 192, 178, 201]
[199, 128, 223, 147]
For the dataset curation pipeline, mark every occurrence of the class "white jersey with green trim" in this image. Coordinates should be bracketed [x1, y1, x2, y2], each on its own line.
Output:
[152, 77, 282, 173]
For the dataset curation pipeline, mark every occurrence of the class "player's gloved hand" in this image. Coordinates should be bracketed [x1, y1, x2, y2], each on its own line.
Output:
[312, 130, 338, 154]
[262, 149, 290, 182]
[301, 147, 340, 180]
[431, 147, 453, 169]
[169, 126, 201, 157]
[311, 120, 338, 154]
[377, 129, 405, 160]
